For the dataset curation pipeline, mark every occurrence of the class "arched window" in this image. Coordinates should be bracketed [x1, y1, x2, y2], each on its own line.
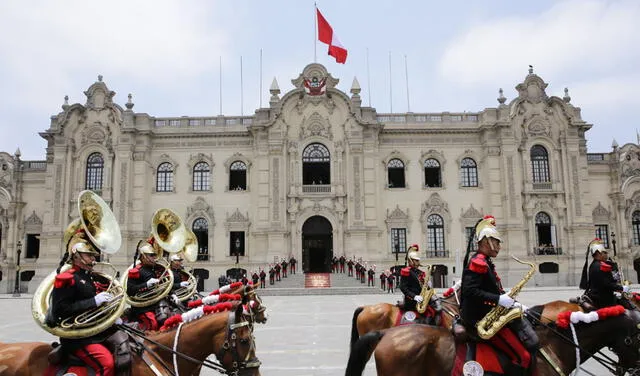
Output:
[156, 162, 174, 192]
[192, 162, 210, 191]
[460, 158, 478, 187]
[302, 143, 331, 186]
[192, 217, 209, 261]
[229, 161, 247, 191]
[427, 214, 445, 253]
[531, 145, 550, 183]
[535, 212, 557, 254]
[633, 210, 640, 246]
[387, 159, 405, 188]
[424, 159, 441, 188]
[85, 152, 104, 191]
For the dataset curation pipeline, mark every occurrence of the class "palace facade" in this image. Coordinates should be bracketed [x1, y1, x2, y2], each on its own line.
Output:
[1, 63, 640, 293]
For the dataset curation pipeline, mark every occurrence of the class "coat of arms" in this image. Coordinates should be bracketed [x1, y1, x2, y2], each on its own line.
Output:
[303, 76, 327, 96]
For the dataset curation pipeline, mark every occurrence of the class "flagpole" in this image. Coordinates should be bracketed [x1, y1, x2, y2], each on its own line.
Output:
[219, 56, 223, 115]
[240, 56, 244, 116]
[366, 48, 372, 107]
[314, 2, 317, 63]
[405, 54, 410, 113]
[389, 51, 393, 113]
[259, 49, 263, 108]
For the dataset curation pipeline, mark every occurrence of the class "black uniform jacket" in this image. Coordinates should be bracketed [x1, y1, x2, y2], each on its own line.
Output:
[460, 253, 504, 328]
[586, 260, 623, 308]
[170, 268, 184, 292]
[400, 266, 424, 310]
[127, 264, 161, 315]
[50, 267, 116, 350]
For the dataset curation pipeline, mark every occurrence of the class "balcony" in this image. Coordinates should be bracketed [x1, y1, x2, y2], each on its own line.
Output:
[532, 182, 553, 190]
[532, 246, 563, 256]
[302, 184, 331, 193]
[425, 250, 449, 258]
[196, 251, 209, 261]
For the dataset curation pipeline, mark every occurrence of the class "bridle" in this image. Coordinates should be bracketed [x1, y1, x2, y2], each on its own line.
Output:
[216, 308, 262, 375]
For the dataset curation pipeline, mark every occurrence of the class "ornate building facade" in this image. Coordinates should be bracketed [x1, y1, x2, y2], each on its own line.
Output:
[1, 63, 639, 292]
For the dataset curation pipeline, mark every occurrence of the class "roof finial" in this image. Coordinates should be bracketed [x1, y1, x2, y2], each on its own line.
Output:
[497, 88, 506, 104]
[125, 93, 134, 110]
[563, 87, 571, 103]
[62, 95, 70, 110]
[98, 75, 103, 82]
[528, 65, 534, 75]
[350, 77, 361, 96]
[612, 139, 618, 149]
[14, 148, 21, 159]
[269, 77, 281, 106]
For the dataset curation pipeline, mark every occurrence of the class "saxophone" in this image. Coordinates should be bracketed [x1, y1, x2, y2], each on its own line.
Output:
[416, 264, 435, 314]
[476, 256, 536, 340]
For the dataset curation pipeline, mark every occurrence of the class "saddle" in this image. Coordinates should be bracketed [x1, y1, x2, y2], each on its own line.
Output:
[48, 330, 133, 376]
[395, 301, 441, 326]
[569, 294, 596, 312]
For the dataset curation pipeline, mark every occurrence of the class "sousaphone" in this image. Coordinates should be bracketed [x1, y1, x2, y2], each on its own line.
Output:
[32, 190, 124, 339]
[173, 230, 199, 302]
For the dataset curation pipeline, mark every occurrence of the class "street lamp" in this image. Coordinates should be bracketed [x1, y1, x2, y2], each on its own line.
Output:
[394, 233, 400, 262]
[12, 240, 22, 297]
[234, 237, 241, 265]
[611, 231, 617, 258]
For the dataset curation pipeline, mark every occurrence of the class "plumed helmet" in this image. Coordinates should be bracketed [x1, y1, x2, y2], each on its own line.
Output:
[170, 254, 184, 262]
[476, 215, 501, 242]
[407, 251, 420, 261]
[408, 244, 419, 252]
[138, 240, 156, 255]
[68, 236, 99, 256]
[589, 238, 606, 255]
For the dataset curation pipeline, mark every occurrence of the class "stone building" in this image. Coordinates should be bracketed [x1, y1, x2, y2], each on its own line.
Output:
[1, 63, 639, 293]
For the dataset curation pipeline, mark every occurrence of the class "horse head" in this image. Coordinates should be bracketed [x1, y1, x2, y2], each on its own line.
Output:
[217, 302, 262, 376]
[610, 309, 640, 375]
[244, 285, 267, 324]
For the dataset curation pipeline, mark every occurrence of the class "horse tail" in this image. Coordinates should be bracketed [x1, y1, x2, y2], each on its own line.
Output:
[345, 330, 384, 376]
[350, 306, 364, 349]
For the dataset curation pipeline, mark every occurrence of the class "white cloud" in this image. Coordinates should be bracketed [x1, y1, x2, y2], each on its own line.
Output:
[438, 0, 640, 86]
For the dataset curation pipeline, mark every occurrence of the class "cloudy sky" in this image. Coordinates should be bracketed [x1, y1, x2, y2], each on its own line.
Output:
[1, 0, 638, 159]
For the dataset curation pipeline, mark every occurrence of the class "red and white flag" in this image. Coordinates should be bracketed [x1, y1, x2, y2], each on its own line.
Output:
[316, 7, 347, 64]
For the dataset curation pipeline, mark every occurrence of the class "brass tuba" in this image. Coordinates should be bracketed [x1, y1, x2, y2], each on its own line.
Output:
[32, 190, 125, 339]
[476, 256, 536, 340]
[416, 263, 435, 314]
[122, 208, 187, 307]
[172, 230, 199, 302]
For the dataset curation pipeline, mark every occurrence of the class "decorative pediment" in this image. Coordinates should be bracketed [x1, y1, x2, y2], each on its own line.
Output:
[421, 193, 450, 217]
[152, 153, 178, 173]
[84, 76, 116, 110]
[300, 112, 332, 140]
[419, 149, 446, 167]
[0, 153, 15, 190]
[226, 208, 249, 223]
[187, 153, 214, 173]
[81, 123, 113, 148]
[291, 63, 339, 94]
[223, 152, 251, 170]
[387, 205, 409, 221]
[592, 202, 610, 222]
[461, 204, 483, 219]
[24, 210, 43, 232]
[621, 147, 640, 179]
[382, 150, 409, 167]
[515, 68, 549, 104]
[186, 197, 215, 223]
[525, 118, 551, 137]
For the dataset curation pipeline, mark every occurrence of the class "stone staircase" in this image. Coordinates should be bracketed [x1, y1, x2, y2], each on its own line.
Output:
[255, 271, 389, 296]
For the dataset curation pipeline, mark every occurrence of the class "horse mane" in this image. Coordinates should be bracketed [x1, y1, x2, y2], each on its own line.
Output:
[147, 301, 242, 339]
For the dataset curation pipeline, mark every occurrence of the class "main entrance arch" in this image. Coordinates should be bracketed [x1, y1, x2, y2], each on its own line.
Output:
[302, 216, 333, 273]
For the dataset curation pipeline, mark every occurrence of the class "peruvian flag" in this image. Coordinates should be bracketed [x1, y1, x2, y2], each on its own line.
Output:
[316, 7, 348, 64]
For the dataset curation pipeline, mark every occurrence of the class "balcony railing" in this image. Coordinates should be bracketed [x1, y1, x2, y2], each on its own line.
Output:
[302, 184, 331, 193]
[532, 182, 553, 190]
[532, 246, 563, 255]
[21, 161, 47, 171]
[196, 251, 209, 261]
[425, 250, 449, 258]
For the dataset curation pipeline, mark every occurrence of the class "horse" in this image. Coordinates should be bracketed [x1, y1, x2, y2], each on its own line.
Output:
[192, 281, 268, 324]
[0, 301, 261, 376]
[346, 301, 640, 376]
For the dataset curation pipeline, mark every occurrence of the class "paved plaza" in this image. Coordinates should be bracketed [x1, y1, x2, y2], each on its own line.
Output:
[0, 285, 627, 375]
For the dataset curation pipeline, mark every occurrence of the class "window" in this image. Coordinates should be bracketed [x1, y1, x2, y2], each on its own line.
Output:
[85, 152, 104, 191]
[192, 162, 210, 191]
[192, 217, 209, 261]
[156, 162, 174, 192]
[424, 159, 441, 187]
[460, 158, 478, 187]
[594, 225, 609, 249]
[465, 227, 478, 252]
[535, 212, 554, 246]
[531, 145, 550, 183]
[539, 262, 559, 274]
[390, 228, 407, 254]
[427, 214, 445, 251]
[387, 159, 405, 188]
[633, 211, 640, 246]
[25, 234, 40, 259]
[302, 143, 331, 185]
[229, 161, 247, 191]
[230, 231, 245, 257]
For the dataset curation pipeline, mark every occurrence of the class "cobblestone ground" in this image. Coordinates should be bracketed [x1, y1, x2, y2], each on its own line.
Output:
[0, 288, 624, 375]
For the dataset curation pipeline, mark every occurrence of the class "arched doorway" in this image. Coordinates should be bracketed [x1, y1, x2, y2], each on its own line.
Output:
[431, 264, 448, 288]
[302, 216, 333, 273]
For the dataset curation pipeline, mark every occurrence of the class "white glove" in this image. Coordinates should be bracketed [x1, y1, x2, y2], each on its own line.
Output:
[146, 278, 160, 287]
[623, 285, 630, 293]
[414, 295, 424, 303]
[171, 294, 180, 304]
[498, 294, 515, 308]
[512, 302, 528, 311]
[94, 292, 113, 306]
[180, 281, 190, 287]
[115, 318, 123, 325]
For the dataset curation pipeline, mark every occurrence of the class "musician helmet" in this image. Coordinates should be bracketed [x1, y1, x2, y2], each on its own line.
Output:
[476, 215, 501, 242]
[407, 251, 421, 261]
[589, 238, 606, 255]
[68, 230, 99, 256]
[170, 254, 184, 262]
[138, 240, 156, 255]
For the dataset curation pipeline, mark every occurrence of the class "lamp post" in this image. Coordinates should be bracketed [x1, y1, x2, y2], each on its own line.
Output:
[611, 231, 617, 258]
[234, 237, 241, 265]
[12, 240, 22, 297]
[394, 234, 400, 262]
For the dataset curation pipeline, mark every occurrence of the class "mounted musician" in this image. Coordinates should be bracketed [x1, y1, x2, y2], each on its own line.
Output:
[578, 238, 632, 310]
[168, 229, 199, 308]
[460, 215, 539, 376]
[33, 190, 127, 376]
[399, 245, 441, 325]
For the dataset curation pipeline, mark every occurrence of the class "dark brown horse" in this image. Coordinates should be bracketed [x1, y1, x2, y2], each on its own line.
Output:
[0, 301, 261, 375]
[346, 301, 640, 376]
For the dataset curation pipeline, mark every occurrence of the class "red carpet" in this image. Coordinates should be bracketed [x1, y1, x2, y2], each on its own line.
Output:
[305, 273, 331, 288]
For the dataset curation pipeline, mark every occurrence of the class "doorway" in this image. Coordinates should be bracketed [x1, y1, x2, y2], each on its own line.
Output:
[302, 216, 333, 273]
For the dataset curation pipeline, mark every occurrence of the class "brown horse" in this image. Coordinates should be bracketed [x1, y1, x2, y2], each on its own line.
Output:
[350, 290, 461, 350]
[192, 282, 268, 324]
[0, 301, 261, 376]
[346, 301, 640, 376]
